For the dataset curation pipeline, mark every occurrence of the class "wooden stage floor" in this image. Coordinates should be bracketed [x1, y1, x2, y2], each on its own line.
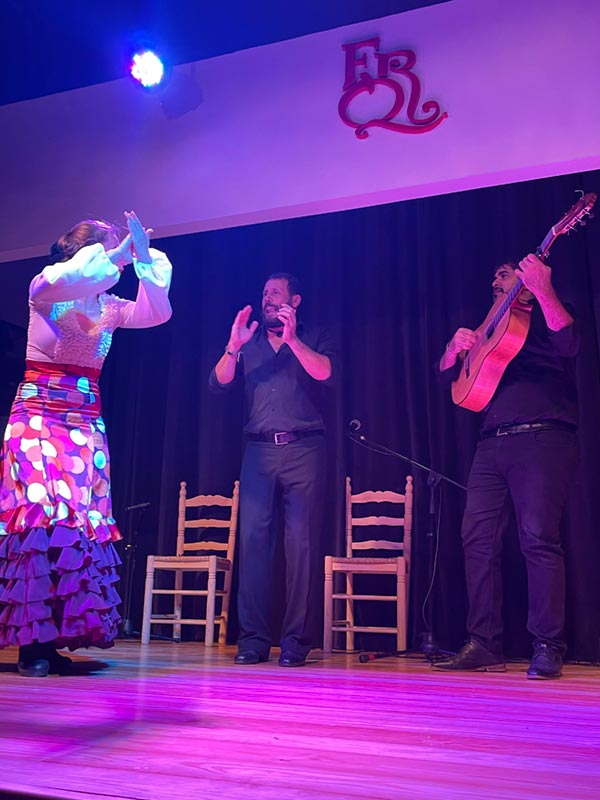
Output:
[0, 642, 598, 800]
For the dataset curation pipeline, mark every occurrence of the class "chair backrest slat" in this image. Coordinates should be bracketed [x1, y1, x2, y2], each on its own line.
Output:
[183, 542, 228, 551]
[352, 540, 404, 551]
[351, 515, 405, 527]
[351, 490, 406, 504]
[186, 495, 233, 508]
[184, 519, 231, 529]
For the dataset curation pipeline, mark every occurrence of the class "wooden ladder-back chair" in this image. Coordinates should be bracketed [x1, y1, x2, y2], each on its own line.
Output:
[141, 480, 239, 646]
[323, 475, 413, 652]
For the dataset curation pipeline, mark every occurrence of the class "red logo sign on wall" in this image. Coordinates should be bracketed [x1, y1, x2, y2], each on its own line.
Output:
[338, 38, 448, 139]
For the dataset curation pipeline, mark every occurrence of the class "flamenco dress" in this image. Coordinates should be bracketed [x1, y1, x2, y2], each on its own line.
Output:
[0, 243, 172, 667]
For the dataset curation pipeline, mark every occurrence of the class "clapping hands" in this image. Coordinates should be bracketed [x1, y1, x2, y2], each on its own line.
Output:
[125, 211, 153, 264]
[106, 211, 153, 270]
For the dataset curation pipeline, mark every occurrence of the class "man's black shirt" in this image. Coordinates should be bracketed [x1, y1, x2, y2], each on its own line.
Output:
[209, 323, 336, 434]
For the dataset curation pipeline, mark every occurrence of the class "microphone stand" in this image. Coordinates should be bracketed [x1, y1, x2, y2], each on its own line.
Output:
[119, 502, 150, 638]
[347, 426, 466, 663]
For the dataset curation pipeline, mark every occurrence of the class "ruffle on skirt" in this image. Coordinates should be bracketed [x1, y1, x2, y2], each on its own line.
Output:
[0, 524, 122, 650]
[0, 502, 120, 545]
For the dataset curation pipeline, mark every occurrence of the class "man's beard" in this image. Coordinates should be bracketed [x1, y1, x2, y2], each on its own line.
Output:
[262, 304, 283, 329]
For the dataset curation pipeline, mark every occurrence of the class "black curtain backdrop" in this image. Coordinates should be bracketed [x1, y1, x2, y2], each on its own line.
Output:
[1, 169, 599, 661]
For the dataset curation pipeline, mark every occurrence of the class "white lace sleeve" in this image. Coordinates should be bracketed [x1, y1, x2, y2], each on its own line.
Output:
[115, 248, 173, 329]
[29, 244, 121, 305]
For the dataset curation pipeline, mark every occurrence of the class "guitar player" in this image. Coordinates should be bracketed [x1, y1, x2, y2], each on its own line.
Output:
[436, 254, 579, 679]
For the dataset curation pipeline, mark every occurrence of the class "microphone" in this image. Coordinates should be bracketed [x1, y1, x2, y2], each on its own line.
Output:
[349, 419, 362, 432]
[125, 501, 151, 512]
[359, 652, 391, 663]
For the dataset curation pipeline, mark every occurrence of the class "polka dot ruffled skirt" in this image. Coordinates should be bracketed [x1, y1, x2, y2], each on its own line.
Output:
[0, 362, 122, 650]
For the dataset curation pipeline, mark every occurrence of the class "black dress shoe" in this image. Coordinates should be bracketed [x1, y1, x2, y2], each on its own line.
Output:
[18, 643, 53, 677]
[234, 651, 267, 665]
[527, 642, 562, 680]
[278, 651, 307, 667]
[17, 659, 50, 677]
[433, 640, 506, 672]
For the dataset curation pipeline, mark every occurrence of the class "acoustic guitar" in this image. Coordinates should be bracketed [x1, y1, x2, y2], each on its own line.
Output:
[452, 192, 597, 412]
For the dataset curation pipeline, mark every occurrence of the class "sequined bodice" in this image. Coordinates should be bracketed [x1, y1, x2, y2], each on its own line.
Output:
[45, 294, 122, 370]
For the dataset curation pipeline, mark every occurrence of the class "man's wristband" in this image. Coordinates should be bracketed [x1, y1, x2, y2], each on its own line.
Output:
[225, 346, 239, 357]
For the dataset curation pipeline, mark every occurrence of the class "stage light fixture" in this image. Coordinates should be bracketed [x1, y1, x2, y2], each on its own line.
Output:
[130, 50, 165, 88]
[127, 44, 203, 120]
[159, 67, 203, 120]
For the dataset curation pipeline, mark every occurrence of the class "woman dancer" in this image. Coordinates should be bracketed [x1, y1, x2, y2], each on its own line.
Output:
[0, 211, 172, 676]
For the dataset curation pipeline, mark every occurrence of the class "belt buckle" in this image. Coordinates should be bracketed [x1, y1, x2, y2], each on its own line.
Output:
[274, 432, 288, 446]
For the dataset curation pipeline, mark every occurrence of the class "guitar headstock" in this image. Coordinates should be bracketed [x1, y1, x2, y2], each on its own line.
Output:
[554, 192, 597, 236]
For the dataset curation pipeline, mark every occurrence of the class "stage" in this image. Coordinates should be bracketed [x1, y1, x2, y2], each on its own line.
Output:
[0, 643, 598, 800]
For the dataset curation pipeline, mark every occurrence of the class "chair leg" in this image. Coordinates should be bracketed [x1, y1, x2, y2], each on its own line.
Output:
[345, 572, 355, 651]
[205, 556, 217, 647]
[396, 563, 407, 652]
[174, 570, 183, 642]
[323, 557, 333, 653]
[141, 556, 155, 644]
[218, 567, 232, 645]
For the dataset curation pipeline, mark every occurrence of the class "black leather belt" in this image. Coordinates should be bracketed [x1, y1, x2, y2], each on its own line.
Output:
[481, 421, 576, 439]
[247, 430, 324, 446]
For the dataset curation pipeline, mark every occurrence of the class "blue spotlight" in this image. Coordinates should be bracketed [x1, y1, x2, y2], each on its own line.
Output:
[130, 50, 165, 88]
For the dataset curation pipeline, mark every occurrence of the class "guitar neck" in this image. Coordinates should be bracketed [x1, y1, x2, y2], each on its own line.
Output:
[486, 279, 525, 337]
[537, 226, 560, 260]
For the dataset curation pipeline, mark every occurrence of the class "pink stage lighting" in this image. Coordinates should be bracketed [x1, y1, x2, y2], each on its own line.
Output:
[130, 51, 165, 88]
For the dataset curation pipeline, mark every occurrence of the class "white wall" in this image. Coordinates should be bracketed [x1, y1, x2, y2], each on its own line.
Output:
[1, 0, 599, 262]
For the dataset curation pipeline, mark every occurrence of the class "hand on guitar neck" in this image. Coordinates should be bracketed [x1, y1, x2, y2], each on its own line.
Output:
[514, 254, 573, 332]
[514, 254, 550, 298]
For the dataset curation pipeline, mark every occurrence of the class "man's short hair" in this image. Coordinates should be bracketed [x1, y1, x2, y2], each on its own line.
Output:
[493, 259, 518, 275]
[266, 272, 302, 297]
